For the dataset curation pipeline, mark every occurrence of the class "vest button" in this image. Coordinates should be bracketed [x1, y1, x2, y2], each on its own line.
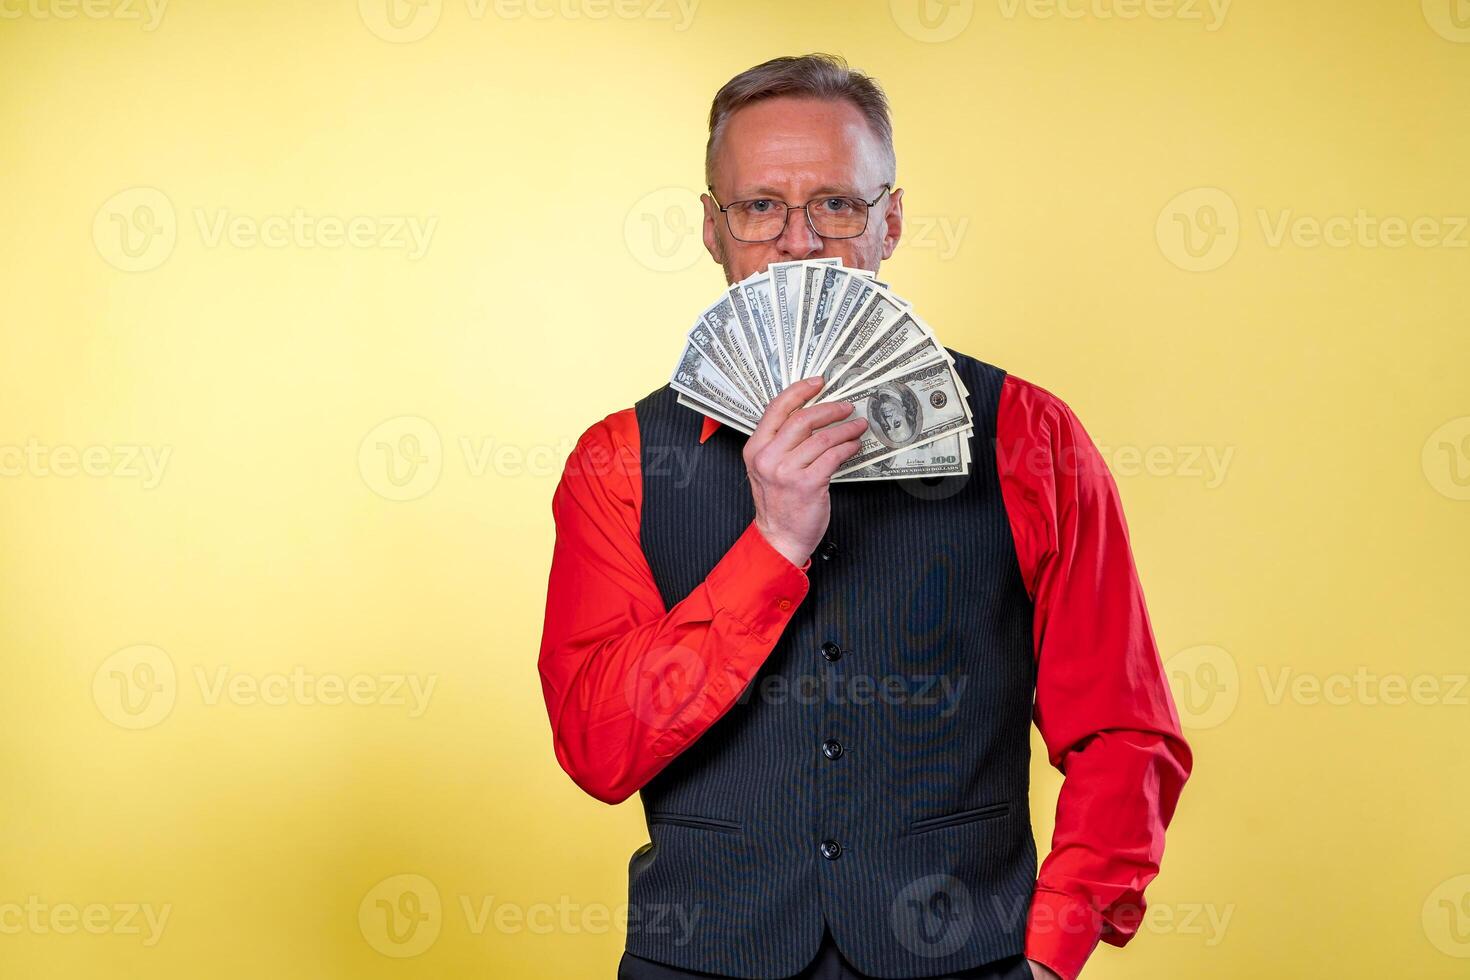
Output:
[821, 739, 843, 760]
[819, 540, 839, 561]
[819, 839, 842, 860]
[821, 641, 842, 662]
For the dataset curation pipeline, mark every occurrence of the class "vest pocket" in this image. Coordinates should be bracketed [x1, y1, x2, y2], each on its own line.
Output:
[906, 802, 1010, 835]
[648, 812, 744, 836]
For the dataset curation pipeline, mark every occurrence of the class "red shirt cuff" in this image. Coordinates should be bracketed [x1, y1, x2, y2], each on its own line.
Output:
[704, 522, 810, 642]
[1024, 887, 1104, 980]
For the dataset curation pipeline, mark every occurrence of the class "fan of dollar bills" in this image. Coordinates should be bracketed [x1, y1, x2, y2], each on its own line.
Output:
[670, 258, 973, 482]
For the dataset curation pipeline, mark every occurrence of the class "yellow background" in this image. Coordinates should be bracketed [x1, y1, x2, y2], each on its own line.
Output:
[2, 0, 1467, 977]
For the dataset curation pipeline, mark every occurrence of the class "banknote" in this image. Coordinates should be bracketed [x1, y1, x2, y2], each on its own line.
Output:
[808, 275, 877, 376]
[770, 257, 838, 383]
[812, 289, 908, 390]
[824, 309, 943, 398]
[830, 358, 972, 473]
[795, 265, 853, 380]
[832, 432, 970, 482]
[737, 275, 785, 392]
[698, 293, 767, 407]
[669, 259, 974, 482]
[670, 342, 762, 430]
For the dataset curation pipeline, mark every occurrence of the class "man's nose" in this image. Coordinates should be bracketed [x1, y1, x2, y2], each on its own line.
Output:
[775, 208, 823, 258]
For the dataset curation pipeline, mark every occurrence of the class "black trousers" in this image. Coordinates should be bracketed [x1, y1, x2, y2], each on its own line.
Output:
[618, 928, 1032, 980]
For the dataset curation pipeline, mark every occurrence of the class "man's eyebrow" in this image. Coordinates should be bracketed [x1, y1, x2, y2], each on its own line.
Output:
[731, 184, 862, 200]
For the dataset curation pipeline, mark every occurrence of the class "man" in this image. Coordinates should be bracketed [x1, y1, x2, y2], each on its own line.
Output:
[539, 54, 1191, 980]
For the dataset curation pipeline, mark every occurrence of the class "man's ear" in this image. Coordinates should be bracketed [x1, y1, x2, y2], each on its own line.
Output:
[879, 187, 904, 261]
[701, 192, 725, 266]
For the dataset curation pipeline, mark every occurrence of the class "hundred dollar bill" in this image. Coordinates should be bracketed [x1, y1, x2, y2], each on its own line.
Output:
[683, 318, 761, 413]
[831, 432, 969, 482]
[810, 275, 879, 375]
[839, 347, 972, 426]
[669, 258, 972, 481]
[737, 274, 785, 391]
[698, 294, 769, 407]
[676, 392, 756, 436]
[726, 285, 778, 403]
[830, 339, 945, 401]
[823, 309, 945, 398]
[792, 261, 828, 378]
[771, 258, 838, 383]
[670, 344, 762, 430]
[812, 288, 908, 389]
[676, 393, 970, 481]
[769, 260, 803, 385]
[795, 266, 851, 379]
[830, 358, 972, 472]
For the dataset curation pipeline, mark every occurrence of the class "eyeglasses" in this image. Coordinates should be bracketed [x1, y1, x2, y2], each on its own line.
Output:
[708, 185, 892, 243]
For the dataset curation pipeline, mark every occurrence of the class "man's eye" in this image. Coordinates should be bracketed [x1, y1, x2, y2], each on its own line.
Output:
[819, 198, 856, 214]
[743, 199, 777, 214]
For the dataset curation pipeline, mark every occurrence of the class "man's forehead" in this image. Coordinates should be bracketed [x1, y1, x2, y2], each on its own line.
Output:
[713, 97, 884, 195]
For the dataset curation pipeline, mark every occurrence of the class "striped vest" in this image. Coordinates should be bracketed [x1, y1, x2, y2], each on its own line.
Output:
[628, 351, 1037, 977]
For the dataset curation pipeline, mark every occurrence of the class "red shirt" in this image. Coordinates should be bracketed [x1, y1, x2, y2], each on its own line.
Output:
[538, 373, 1192, 980]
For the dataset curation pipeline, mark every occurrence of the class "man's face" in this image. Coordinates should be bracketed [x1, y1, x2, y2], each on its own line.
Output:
[702, 96, 904, 285]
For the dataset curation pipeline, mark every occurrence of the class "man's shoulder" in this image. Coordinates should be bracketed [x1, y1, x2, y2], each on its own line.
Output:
[567, 381, 697, 464]
[943, 348, 1070, 418]
[1001, 372, 1070, 418]
[550, 405, 644, 502]
[568, 405, 639, 461]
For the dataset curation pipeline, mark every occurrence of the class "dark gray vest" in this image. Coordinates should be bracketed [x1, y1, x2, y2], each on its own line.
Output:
[629, 351, 1037, 978]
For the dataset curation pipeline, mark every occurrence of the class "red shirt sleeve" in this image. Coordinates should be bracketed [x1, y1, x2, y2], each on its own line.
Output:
[537, 408, 811, 805]
[997, 375, 1194, 980]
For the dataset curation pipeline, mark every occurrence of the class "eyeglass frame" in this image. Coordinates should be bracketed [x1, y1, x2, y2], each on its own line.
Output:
[706, 184, 894, 243]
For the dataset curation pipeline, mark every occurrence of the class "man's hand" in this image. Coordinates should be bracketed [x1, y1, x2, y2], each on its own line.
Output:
[1027, 958, 1063, 980]
[744, 376, 868, 566]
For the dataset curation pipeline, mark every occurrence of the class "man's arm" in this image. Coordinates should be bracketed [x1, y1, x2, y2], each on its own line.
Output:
[537, 409, 809, 804]
[996, 376, 1194, 980]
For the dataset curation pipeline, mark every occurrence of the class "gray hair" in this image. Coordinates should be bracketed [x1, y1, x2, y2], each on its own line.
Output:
[704, 53, 897, 190]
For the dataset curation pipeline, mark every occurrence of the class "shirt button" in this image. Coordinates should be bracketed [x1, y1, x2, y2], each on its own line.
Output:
[777, 598, 791, 611]
[821, 739, 843, 761]
[819, 540, 839, 561]
[821, 641, 842, 662]
[819, 839, 842, 860]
